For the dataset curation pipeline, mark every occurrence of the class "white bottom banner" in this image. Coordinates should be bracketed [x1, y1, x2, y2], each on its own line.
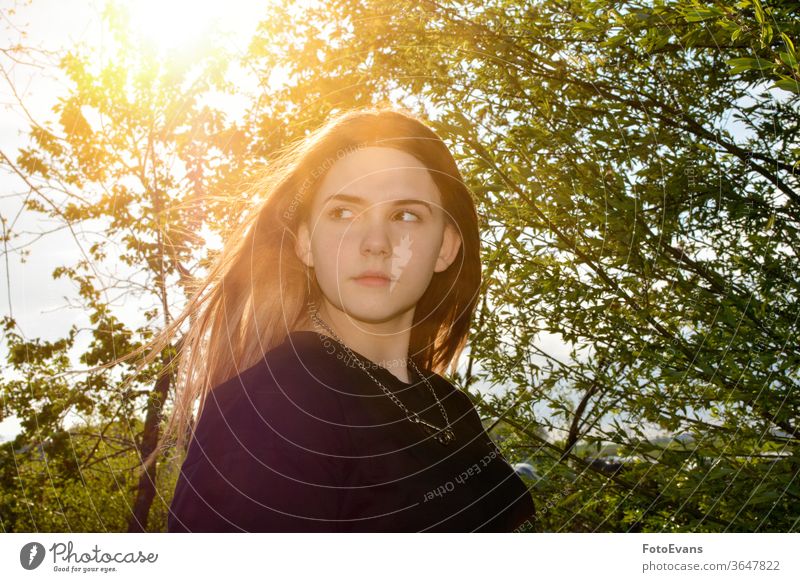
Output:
[1, 533, 798, 581]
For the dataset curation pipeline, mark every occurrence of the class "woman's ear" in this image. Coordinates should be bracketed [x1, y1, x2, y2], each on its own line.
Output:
[434, 222, 462, 273]
[294, 221, 315, 268]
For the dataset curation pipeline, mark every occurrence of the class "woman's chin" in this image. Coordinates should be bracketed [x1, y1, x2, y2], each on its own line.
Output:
[336, 304, 413, 327]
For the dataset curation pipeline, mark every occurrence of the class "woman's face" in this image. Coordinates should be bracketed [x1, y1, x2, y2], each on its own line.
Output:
[294, 146, 461, 329]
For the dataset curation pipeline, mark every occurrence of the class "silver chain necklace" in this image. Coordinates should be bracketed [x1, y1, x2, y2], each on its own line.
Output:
[310, 308, 455, 446]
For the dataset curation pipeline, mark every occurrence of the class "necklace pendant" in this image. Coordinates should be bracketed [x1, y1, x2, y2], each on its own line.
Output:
[434, 429, 456, 446]
[397, 395, 455, 446]
[418, 420, 455, 446]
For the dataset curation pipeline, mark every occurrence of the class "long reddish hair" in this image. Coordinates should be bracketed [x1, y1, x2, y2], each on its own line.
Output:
[116, 104, 482, 465]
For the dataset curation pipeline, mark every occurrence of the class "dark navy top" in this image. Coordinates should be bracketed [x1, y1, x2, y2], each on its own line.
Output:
[167, 331, 536, 532]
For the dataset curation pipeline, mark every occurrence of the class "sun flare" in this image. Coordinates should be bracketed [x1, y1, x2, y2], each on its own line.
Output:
[107, 0, 269, 55]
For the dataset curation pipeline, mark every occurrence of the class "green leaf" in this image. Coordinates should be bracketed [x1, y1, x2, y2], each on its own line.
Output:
[600, 34, 627, 49]
[754, 0, 765, 25]
[780, 32, 796, 58]
[766, 213, 776, 230]
[726, 57, 775, 74]
[573, 22, 599, 36]
[773, 78, 800, 94]
[779, 52, 797, 69]
[683, 7, 723, 22]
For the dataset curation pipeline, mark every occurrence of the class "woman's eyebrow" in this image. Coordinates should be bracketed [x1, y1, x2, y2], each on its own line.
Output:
[322, 193, 433, 212]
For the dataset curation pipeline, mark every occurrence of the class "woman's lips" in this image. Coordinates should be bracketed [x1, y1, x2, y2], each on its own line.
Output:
[353, 276, 390, 287]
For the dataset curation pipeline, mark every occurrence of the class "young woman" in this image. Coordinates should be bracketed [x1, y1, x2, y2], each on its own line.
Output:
[157, 105, 536, 532]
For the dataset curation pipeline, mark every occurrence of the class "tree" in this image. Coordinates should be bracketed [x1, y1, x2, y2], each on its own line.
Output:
[1, 6, 251, 531]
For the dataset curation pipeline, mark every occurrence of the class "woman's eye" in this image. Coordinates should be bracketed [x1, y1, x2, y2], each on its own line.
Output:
[328, 206, 354, 220]
[394, 209, 421, 222]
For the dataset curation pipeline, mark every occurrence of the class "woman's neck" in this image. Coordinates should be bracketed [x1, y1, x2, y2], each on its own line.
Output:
[306, 304, 416, 384]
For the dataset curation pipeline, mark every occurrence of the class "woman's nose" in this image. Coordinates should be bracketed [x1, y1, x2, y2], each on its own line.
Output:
[355, 210, 392, 256]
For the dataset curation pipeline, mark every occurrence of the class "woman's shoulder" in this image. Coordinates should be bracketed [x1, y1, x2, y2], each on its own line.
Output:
[185, 332, 352, 466]
[425, 370, 476, 409]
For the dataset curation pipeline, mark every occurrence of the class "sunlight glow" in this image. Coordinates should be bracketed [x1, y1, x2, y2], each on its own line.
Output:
[108, 0, 268, 55]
